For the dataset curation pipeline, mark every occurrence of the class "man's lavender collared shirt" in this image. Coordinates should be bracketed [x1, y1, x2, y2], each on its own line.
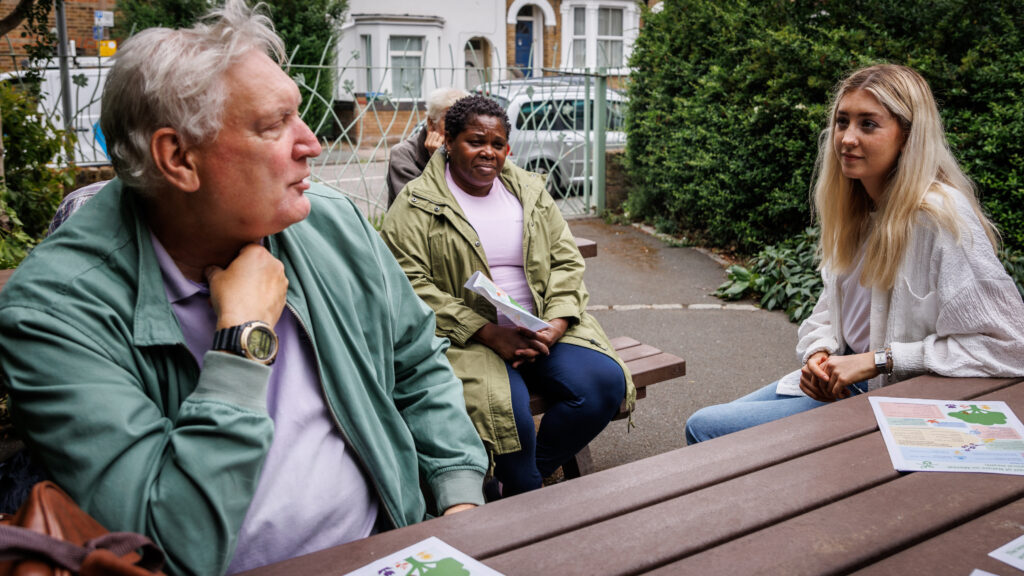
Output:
[149, 234, 377, 574]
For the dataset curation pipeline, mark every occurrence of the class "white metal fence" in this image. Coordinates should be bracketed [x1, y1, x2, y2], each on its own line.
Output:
[2, 58, 624, 220]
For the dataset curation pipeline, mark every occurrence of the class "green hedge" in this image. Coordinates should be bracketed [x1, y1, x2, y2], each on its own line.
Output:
[626, 0, 1024, 254]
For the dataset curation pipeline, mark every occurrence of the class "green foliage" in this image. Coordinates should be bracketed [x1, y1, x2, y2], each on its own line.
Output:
[716, 227, 1024, 324]
[0, 82, 73, 267]
[0, 197, 34, 268]
[1000, 247, 1024, 300]
[16, 0, 58, 69]
[114, 0, 347, 136]
[715, 227, 823, 323]
[626, 0, 1024, 254]
[113, 0, 210, 33]
[268, 0, 346, 137]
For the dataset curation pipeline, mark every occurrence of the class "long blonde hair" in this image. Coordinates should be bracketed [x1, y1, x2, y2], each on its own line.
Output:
[812, 64, 998, 289]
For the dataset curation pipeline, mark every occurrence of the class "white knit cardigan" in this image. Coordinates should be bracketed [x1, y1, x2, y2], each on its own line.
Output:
[796, 184, 1024, 390]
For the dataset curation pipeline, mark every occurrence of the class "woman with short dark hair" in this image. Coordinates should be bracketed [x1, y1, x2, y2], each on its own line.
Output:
[382, 95, 635, 496]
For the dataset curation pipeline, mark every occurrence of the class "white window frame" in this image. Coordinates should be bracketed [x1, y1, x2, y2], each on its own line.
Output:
[388, 35, 425, 99]
[570, 6, 586, 69]
[558, 0, 639, 74]
[596, 7, 624, 69]
[360, 34, 374, 94]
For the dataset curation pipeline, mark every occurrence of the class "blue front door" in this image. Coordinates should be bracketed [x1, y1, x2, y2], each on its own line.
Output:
[515, 20, 533, 77]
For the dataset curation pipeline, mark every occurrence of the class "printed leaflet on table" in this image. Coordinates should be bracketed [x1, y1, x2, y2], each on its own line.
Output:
[869, 397, 1024, 476]
[343, 536, 504, 576]
[990, 533, 1024, 572]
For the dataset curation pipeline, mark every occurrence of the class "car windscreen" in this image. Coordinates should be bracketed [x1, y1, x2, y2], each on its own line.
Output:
[517, 98, 625, 131]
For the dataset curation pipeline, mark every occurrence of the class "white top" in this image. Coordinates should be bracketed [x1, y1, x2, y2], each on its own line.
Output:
[839, 244, 871, 354]
[796, 183, 1024, 390]
[446, 166, 534, 327]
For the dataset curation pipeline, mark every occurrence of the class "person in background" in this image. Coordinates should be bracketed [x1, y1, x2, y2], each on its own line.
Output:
[381, 95, 635, 497]
[386, 87, 468, 206]
[685, 64, 1024, 444]
[0, 2, 487, 574]
[47, 179, 106, 234]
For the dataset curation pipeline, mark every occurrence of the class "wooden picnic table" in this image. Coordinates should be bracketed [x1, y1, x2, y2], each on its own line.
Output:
[240, 374, 1024, 576]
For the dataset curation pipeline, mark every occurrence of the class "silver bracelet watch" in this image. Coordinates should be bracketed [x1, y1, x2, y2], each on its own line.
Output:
[874, 346, 893, 377]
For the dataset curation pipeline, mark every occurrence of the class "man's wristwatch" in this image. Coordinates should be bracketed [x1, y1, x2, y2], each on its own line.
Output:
[212, 321, 279, 365]
[874, 346, 893, 377]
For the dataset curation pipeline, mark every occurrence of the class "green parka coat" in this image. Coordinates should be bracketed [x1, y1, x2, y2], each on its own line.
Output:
[381, 153, 636, 456]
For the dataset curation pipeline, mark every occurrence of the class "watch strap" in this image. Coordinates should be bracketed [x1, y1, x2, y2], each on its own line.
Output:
[212, 325, 244, 355]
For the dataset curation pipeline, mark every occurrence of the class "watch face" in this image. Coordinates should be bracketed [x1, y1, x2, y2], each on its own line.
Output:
[244, 325, 278, 363]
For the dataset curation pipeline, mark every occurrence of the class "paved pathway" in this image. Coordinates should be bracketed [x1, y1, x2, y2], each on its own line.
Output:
[566, 218, 801, 472]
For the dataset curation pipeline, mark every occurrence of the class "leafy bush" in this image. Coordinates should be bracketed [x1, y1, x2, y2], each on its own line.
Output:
[626, 0, 1024, 255]
[716, 227, 1024, 324]
[715, 227, 823, 323]
[1, 82, 73, 267]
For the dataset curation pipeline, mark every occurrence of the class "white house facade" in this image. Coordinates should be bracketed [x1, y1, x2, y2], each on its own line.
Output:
[334, 0, 658, 102]
[335, 1, 506, 102]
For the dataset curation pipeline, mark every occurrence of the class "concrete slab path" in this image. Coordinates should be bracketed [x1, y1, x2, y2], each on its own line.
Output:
[566, 218, 801, 472]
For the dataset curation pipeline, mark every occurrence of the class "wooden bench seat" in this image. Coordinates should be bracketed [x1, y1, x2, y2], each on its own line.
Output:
[528, 336, 686, 420]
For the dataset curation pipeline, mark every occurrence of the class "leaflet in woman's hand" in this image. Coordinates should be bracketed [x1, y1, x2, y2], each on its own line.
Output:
[775, 368, 807, 397]
[464, 271, 552, 332]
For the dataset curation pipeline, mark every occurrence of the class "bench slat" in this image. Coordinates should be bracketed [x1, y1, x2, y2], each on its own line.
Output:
[0, 269, 13, 294]
[627, 353, 686, 388]
[609, 336, 642, 351]
[574, 238, 597, 259]
[615, 343, 664, 363]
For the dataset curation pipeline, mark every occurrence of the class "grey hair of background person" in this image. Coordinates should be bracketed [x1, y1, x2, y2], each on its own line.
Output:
[100, 0, 286, 194]
[426, 88, 470, 124]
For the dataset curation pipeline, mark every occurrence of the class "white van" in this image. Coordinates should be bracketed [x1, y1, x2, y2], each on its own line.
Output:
[0, 58, 112, 166]
[474, 78, 627, 193]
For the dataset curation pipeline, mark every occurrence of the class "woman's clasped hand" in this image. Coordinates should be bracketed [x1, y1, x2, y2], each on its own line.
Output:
[799, 351, 877, 402]
[474, 319, 568, 368]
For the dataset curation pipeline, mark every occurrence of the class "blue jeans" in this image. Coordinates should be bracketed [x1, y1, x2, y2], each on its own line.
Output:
[493, 343, 625, 496]
[684, 379, 868, 445]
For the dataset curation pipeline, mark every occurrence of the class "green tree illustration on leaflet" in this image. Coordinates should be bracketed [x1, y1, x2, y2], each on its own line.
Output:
[400, 555, 470, 576]
[949, 405, 1007, 426]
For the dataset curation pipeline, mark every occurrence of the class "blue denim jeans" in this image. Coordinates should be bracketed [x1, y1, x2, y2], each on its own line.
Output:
[684, 379, 868, 445]
[493, 342, 625, 496]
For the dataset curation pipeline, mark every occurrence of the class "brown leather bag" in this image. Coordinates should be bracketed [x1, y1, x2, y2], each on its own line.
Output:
[0, 481, 166, 576]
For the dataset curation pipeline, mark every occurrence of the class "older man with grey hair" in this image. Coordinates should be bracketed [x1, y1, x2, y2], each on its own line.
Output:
[0, 1, 487, 574]
[385, 87, 469, 206]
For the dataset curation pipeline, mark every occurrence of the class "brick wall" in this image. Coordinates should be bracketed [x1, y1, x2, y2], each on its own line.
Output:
[0, 0, 115, 72]
[352, 97, 426, 148]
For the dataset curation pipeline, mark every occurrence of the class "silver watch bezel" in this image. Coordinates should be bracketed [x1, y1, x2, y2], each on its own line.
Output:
[239, 321, 278, 365]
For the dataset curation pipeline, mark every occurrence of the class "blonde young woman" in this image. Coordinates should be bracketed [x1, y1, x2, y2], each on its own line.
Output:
[686, 64, 1024, 443]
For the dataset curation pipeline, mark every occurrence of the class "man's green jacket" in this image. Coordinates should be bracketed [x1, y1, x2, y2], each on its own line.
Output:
[0, 180, 487, 575]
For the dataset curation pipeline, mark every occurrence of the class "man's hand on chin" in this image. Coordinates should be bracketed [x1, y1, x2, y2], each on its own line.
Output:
[206, 243, 289, 329]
